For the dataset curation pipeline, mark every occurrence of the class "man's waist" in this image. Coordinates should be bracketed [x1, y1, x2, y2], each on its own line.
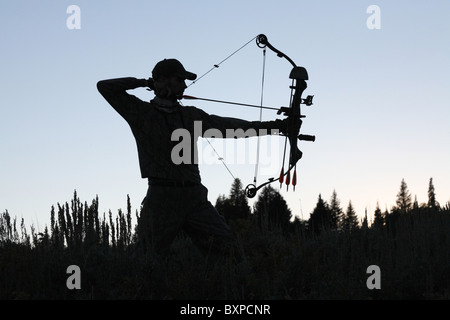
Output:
[148, 178, 200, 187]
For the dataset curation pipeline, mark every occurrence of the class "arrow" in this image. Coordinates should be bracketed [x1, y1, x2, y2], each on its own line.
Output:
[182, 95, 280, 112]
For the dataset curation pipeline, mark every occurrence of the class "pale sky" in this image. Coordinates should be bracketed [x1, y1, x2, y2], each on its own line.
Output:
[1, 1, 449, 229]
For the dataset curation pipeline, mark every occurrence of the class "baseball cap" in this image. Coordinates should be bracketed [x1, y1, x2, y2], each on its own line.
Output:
[152, 59, 197, 81]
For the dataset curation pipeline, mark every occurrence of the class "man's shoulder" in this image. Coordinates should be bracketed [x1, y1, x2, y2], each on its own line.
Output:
[180, 105, 208, 117]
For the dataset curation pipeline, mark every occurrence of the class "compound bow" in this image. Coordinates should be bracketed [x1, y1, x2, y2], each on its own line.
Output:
[242, 34, 315, 198]
[183, 34, 316, 198]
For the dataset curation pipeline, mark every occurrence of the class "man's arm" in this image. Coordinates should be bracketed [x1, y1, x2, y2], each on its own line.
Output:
[199, 110, 286, 138]
[97, 77, 149, 119]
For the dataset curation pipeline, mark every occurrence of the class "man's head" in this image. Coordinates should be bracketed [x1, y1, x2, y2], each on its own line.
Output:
[152, 59, 197, 100]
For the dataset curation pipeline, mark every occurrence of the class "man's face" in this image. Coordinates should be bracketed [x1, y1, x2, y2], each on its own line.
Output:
[167, 75, 187, 100]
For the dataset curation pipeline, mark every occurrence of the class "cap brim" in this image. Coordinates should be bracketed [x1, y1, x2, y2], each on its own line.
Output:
[183, 71, 197, 81]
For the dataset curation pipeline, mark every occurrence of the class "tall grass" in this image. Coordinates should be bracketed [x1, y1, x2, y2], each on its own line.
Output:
[1, 191, 449, 299]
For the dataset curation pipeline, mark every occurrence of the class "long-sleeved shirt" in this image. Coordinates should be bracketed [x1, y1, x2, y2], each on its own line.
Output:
[97, 77, 281, 183]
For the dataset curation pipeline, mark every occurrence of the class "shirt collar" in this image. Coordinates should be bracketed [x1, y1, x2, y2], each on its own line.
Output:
[151, 96, 180, 113]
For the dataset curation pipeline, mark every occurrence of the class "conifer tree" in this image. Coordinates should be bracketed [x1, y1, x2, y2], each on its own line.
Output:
[253, 185, 292, 233]
[427, 177, 439, 211]
[413, 195, 419, 211]
[373, 202, 384, 229]
[395, 178, 412, 214]
[329, 190, 343, 230]
[361, 209, 369, 230]
[342, 201, 359, 232]
[228, 178, 251, 219]
[308, 194, 332, 234]
[215, 194, 229, 215]
[215, 178, 250, 221]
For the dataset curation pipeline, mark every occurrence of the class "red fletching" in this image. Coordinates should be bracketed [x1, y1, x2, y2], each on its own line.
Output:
[292, 169, 297, 191]
[286, 169, 290, 191]
[279, 167, 284, 184]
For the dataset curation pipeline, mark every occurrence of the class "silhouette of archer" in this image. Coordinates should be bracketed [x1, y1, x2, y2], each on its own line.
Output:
[97, 59, 287, 261]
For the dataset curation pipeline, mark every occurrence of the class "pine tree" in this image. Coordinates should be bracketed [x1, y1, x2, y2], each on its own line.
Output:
[395, 178, 412, 214]
[253, 185, 292, 233]
[329, 190, 343, 230]
[228, 178, 251, 220]
[215, 194, 232, 217]
[427, 177, 439, 211]
[342, 201, 359, 232]
[361, 209, 369, 230]
[413, 195, 419, 211]
[215, 178, 250, 221]
[373, 202, 384, 229]
[308, 194, 332, 234]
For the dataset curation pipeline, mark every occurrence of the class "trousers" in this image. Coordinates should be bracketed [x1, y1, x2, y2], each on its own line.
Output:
[139, 182, 237, 259]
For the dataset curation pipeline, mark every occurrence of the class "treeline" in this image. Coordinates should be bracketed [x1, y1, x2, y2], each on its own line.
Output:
[0, 178, 449, 299]
[217, 177, 447, 235]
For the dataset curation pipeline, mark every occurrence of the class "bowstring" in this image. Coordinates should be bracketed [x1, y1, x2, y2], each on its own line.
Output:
[185, 35, 263, 183]
[253, 47, 266, 187]
[205, 138, 236, 180]
[187, 36, 258, 88]
[279, 79, 295, 187]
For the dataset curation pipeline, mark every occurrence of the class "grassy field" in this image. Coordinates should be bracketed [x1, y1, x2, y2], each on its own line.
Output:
[1, 192, 449, 300]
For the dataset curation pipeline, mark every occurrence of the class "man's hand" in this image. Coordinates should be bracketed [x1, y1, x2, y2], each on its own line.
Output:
[147, 78, 155, 90]
[274, 118, 289, 135]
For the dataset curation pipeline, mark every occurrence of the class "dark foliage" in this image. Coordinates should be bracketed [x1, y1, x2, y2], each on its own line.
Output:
[1, 178, 449, 299]
[215, 178, 251, 222]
